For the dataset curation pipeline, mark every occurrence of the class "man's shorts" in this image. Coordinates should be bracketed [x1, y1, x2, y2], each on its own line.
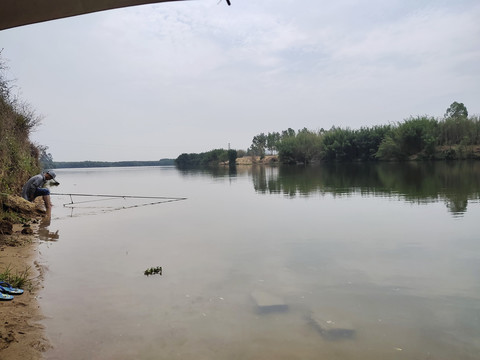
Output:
[34, 188, 50, 197]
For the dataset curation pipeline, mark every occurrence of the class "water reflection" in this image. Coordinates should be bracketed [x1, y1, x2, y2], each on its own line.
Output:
[175, 161, 480, 215]
[39, 166, 480, 360]
[250, 161, 480, 216]
[177, 165, 239, 178]
[38, 208, 60, 241]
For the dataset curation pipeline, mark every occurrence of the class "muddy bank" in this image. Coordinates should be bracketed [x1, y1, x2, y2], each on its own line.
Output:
[0, 195, 50, 360]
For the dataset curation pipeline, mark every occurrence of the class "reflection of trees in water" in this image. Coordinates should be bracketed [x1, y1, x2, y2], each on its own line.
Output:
[251, 166, 280, 194]
[175, 162, 479, 216]
[177, 165, 246, 179]
[251, 161, 480, 216]
[445, 197, 468, 215]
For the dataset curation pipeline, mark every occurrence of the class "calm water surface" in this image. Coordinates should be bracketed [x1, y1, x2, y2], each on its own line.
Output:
[38, 162, 480, 360]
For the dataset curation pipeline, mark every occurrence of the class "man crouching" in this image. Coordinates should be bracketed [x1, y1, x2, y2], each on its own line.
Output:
[22, 170, 58, 209]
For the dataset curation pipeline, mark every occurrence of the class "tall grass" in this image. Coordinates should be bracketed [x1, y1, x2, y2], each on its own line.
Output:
[0, 264, 31, 289]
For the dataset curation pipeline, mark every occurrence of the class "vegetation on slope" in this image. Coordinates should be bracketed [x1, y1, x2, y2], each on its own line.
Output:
[0, 54, 42, 197]
[0, 53, 46, 228]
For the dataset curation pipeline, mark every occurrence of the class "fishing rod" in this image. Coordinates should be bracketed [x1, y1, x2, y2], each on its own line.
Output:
[50, 192, 187, 206]
[51, 192, 187, 200]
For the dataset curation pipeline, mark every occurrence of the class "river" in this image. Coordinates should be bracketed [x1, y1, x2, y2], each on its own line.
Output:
[38, 162, 480, 359]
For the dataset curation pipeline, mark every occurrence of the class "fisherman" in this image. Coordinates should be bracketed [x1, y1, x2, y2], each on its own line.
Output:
[21, 170, 58, 209]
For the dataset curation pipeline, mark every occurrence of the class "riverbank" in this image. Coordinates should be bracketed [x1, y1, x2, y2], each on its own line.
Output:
[0, 197, 50, 359]
[235, 155, 279, 165]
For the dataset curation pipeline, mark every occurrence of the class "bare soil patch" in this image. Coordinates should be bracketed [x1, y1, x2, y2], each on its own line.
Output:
[234, 155, 279, 165]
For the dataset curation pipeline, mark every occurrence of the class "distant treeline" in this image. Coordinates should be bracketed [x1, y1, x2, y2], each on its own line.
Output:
[53, 159, 175, 169]
[249, 102, 480, 164]
[175, 149, 238, 167]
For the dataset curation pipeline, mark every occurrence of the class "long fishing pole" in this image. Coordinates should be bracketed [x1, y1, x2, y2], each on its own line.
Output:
[50, 192, 187, 207]
[50, 193, 187, 200]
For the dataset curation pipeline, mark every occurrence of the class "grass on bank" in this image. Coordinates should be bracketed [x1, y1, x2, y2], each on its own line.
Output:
[1, 52, 42, 223]
[0, 264, 31, 290]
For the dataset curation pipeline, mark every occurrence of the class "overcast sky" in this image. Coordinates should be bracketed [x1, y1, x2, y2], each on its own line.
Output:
[1, 0, 479, 161]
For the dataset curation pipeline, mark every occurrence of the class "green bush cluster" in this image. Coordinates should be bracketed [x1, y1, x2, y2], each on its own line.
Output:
[249, 102, 479, 163]
[175, 148, 237, 167]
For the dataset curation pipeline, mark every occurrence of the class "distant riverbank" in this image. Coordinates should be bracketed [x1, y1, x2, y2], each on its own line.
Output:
[53, 159, 174, 169]
[53, 157, 279, 169]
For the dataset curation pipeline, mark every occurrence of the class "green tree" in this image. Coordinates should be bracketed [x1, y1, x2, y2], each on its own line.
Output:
[250, 133, 267, 157]
[321, 127, 357, 161]
[375, 117, 438, 160]
[277, 128, 322, 164]
[175, 149, 234, 167]
[228, 149, 237, 166]
[398, 116, 438, 156]
[39, 146, 55, 169]
[281, 128, 296, 138]
[444, 101, 468, 119]
[439, 102, 472, 146]
[266, 132, 281, 155]
[375, 134, 402, 160]
[354, 125, 392, 161]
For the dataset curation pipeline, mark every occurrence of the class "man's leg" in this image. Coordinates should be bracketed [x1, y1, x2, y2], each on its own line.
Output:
[34, 188, 53, 209]
[42, 195, 53, 209]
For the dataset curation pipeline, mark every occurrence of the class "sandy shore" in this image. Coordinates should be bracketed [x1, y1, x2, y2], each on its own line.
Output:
[0, 208, 50, 359]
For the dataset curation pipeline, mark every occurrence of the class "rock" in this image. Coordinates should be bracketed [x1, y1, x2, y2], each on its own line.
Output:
[21, 227, 33, 235]
[309, 310, 355, 340]
[251, 290, 288, 313]
[0, 329, 17, 348]
[0, 220, 13, 235]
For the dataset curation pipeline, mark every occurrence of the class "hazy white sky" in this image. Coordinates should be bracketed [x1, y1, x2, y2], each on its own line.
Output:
[1, 0, 479, 161]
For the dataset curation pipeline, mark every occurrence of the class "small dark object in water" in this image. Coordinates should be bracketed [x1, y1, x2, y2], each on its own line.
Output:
[144, 266, 162, 276]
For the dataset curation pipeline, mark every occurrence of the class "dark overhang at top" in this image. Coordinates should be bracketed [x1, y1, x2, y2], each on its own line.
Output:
[0, 0, 187, 31]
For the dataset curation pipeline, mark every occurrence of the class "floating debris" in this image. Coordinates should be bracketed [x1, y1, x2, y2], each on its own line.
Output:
[251, 290, 288, 313]
[144, 266, 162, 276]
